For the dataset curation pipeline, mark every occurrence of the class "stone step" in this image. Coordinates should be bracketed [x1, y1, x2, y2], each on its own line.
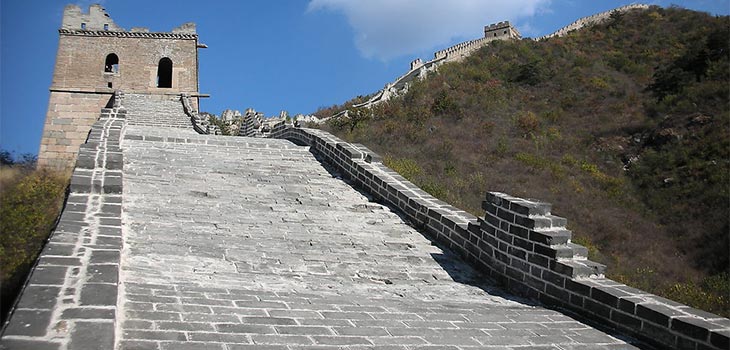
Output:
[123, 93, 193, 130]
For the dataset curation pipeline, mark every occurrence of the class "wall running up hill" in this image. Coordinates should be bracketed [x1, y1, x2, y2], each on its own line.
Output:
[268, 122, 729, 350]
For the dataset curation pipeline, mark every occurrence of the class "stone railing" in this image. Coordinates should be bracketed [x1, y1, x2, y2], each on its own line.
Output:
[269, 125, 729, 350]
[181, 93, 213, 134]
[112, 90, 125, 110]
[536, 4, 650, 41]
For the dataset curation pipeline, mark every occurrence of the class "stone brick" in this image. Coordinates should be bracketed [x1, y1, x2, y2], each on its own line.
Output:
[69, 321, 115, 350]
[2, 310, 53, 336]
[710, 330, 730, 349]
[671, 317, 713, 341]
[636, 303, 684, 327]
[16, 286, 61, 309]
[0, 339, 61, 350]
[312, 336, 373, 345]
[79, 283, 117, 306]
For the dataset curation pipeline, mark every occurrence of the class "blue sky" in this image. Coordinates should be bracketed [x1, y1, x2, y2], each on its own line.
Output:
[1, 0, 728, 156]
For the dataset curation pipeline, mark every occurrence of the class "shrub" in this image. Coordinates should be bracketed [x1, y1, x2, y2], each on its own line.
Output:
[664, 273, 729, 317]
[431, 90, 460, 116]
[516, 111, 540, 136]
[0, 166, 67, 322]
[384, 156, 421, 182]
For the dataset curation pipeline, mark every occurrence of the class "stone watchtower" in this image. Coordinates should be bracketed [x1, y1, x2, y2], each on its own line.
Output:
[484, 21, 521, 40]
[38, 4, 204, 168]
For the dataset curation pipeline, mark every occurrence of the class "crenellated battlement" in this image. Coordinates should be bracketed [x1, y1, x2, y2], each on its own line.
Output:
[536, 4, 649, 41]
[61, 4, 196, 34]
[434, 21, 521, 62]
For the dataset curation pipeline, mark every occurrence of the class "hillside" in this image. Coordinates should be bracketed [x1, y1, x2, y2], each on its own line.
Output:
[314, 6, 730, 316]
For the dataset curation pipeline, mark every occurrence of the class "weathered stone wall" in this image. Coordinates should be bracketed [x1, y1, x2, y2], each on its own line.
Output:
[37, 91, 113, 169]
[51, 34, 199, 93]
[269, 124, 729, 350]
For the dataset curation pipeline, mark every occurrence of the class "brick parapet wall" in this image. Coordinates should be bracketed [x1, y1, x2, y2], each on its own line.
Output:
[269, 125, 730, 350]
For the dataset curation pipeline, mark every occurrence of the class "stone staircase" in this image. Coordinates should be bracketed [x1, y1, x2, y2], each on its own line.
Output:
[123, 93, 193, 129]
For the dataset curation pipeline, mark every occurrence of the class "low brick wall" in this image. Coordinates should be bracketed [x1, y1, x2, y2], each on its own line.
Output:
[270, 125, 729, 350]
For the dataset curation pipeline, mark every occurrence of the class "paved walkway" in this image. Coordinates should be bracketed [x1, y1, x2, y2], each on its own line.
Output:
[116, 126, 637, 349]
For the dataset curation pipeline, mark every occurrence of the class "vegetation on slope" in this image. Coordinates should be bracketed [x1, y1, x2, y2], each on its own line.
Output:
[0, 152, 67, 323]
[315, 7, 730, 316]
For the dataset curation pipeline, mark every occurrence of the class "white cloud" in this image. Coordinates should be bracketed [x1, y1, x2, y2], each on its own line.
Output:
[307, 0, 551, 61]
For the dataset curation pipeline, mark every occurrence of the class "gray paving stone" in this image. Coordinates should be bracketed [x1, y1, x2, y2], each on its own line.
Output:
[216, 324, 277, 334]
[79, 283, 117, 306]
[226, 345, 287, 350]
[87, 264, 119, 283]
[69, 321, 114, 350]
[0, 339, 61, 350]
[123, 330, 187, 341]
[126, 311, 180, 321]
[159, 342, 225, 350]
[118, 340, 160, 350]
[111, 126, 640, 349]
[28, 266, 68, 285]
[187, 332, 251, 343]
[370, 336, 428, 345]
[2, 309, 53, 336]
[89, 250, 121, 264]
[156, 321, 215, 332]
[38, 256, 83, 266]
[275, 326, 333, 335]
[251, 334, 314, 345]
[15, 285, 60, 309]
[61, 307, 115, 319]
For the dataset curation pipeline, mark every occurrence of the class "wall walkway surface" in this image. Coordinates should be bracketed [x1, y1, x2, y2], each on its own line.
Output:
[4, 102, 643, 350]
[2, 96, 728, 349]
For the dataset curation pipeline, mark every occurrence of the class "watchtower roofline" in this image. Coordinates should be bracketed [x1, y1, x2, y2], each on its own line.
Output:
[61, 4, 196, 34]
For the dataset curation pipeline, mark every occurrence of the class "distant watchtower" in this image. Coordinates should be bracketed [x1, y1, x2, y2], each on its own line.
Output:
[484, 21, 521, 39]
[38, 4, 204, 169]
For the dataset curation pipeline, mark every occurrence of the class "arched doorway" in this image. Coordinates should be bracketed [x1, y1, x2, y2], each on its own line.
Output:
[104, 53, 119, 73]
[157, 57, 173, 88]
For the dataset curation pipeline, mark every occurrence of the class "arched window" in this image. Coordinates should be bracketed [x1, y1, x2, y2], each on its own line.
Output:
[104, 53, 119, 73]
[157, 57, 173, 88]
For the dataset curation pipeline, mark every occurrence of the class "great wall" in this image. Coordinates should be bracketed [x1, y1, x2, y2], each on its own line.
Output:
[1, 3, 728, 350]
[325, 3, 651, 121]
